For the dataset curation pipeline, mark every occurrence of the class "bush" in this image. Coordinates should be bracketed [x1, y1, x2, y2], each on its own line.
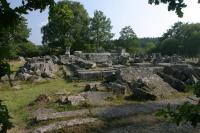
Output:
[156, 81, 200, 127]
[0, 100, 13, 133]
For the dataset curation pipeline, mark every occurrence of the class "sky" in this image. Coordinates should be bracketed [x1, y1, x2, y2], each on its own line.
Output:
[18, 0, 200, 45]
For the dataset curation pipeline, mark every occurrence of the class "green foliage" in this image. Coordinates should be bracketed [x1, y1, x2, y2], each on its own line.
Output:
[139, 37, 158, 53]
[0, 61, 11, 78]
[0, 0, 54, 28]
[119, 26, 137, 40]
[156, 103, 200, 128]
[157, 81, 200, 127]
[89, 10, 114, 52]
[0, 16, 31, 59]
[82, 44, 96, 53]
[117, 26, 139, 53]
[42, 0, 90, 54]
[142, 42, 156, 53]
[148, 0, 188, 17]
[193, 82, 200, 98]
[155, 22, 200, 56]
[0, 100, 13, 133]
[17, 42, 40, 57]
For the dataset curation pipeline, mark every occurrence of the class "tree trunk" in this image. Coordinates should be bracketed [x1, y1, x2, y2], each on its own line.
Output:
[97, 29, 99, 53]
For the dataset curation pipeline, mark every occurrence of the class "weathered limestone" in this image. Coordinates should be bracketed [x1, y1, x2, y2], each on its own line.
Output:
[158, 72, 185, 92]
[16, 56, 59, 81]
[35, 109, 89, 121]
[105, 67, 177, 99]
[33, 118, 98, 133]
[104, 82, 127, 95]
[68, 95, 86, 106]
[77, 69, 116, 80]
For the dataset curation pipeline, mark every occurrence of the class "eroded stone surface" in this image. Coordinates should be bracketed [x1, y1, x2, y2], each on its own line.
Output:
[33, 118, 98, 133]
[35, 109, 89, 121]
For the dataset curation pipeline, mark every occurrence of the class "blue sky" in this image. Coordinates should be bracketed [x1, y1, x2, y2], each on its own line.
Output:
[21, 0, 200, 45]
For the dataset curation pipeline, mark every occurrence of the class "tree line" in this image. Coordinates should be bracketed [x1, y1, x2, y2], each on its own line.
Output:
[153, 22, 200, 57]
[2, 1, 200, 58]
[1, 0, 200, 132]
[0, 0, 158, 58]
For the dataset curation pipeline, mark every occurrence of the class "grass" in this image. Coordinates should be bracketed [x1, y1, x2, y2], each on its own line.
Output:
[0, 60, 195, 132]
[0, 78, 90, 132]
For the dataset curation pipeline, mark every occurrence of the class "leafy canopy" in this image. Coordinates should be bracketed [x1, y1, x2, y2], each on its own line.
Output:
[157, 81, 200, 128]
[89, 10, 114, 52]
[42, 0, 90, 54]
[154, 22, 200, 56]
[119, 26, 137, 40]
[0, 100, 13, 133]
[0, 0, 54, 28]
[148, 0, 187, 17]
[118, 26, 139, 53]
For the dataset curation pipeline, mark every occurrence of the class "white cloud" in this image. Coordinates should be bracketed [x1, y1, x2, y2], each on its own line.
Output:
[39, 20, 48, 27]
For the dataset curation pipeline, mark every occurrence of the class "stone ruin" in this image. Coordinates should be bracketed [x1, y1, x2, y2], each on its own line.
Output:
[3, 47, 200, 100]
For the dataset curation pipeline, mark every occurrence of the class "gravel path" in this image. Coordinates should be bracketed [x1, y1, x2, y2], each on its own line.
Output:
[92, 98, 190, 118]
[106, 122, 200, 133]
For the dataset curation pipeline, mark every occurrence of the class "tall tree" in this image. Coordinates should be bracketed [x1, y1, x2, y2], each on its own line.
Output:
[0, 17, 31, 59]
[118, 26, 139, 53]
[155, 22, 200, 56]
[42, 0, 89, 54]
[119, 26, 137, 40]
[89, 10, 114, 52]
[0, 1, 55, 131]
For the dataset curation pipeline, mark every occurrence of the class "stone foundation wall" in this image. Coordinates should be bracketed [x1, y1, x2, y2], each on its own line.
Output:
[74, 52, 129, 65]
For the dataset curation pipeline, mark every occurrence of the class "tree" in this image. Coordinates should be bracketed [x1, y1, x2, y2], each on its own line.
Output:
[148, 0, 195, 17]
[119, 26, 137, 40]
[0, 0, 54, 29]
[0, 100, 13, 133]
[139, 38, 158, 53]
[0, 16, 31, 59]
[1, 2, 55, 130]
[89, 10, 114, 52]
[118, 26, 139, 53]
[17, 42, 40, 57]
[42, 0, 89, 54]
[157, 81, 200, 128]
[154, 22, 200, 56]
[142, 42, 156, 53]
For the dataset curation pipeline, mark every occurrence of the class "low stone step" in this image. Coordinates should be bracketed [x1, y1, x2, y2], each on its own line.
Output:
[36, 109, 89, 121]
[33, 117, 98, 133]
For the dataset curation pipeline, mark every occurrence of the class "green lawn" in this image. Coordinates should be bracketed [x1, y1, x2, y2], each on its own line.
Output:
[0, 78, 86, 132]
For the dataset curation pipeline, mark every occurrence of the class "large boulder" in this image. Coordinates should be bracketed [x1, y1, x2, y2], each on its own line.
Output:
[158, 72, 185, 92]
[163, 66, 199, 85]
[104, 82, 127, 95]
[114, 67, 177, 99]
[74, 57, 96, 69]
[60, 55, 70, 65]
[68, 95, 86, 106]
[16, 56, 59, 81]
[77, 69, 116, 80]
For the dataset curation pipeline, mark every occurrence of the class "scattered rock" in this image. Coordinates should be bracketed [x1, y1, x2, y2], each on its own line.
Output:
[16, 56, 59, 81]
[30, 94, 50, 106]
[84, 84, 98, 92]
[68, 95, 86, 106]
[104, 67, 177, 100]
[158, 72, 185, 92]
[56, 96, 70, 105]
[80, 91, 114, 106]
[104, 82, 127, 95]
